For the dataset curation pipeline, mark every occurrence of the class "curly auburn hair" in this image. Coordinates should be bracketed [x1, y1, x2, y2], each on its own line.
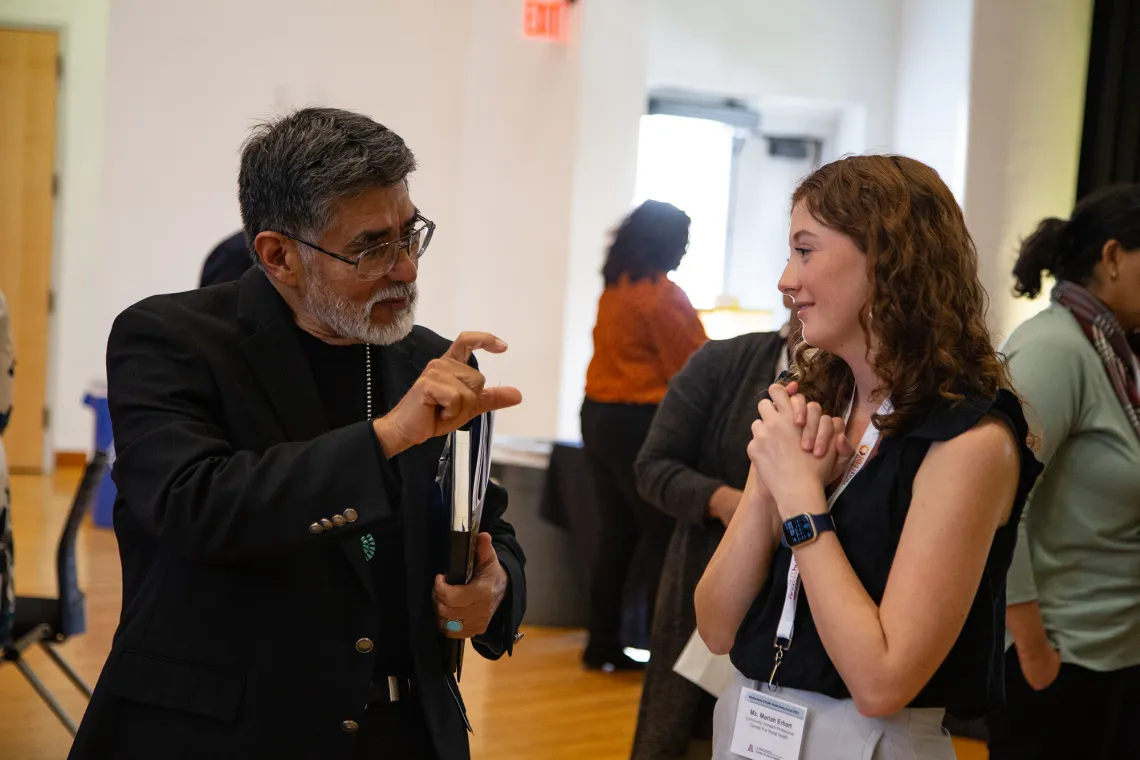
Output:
[788, 155, 1011, 435]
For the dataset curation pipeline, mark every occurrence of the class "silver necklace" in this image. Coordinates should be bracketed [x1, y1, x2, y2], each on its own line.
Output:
[365, 344, 373, 421]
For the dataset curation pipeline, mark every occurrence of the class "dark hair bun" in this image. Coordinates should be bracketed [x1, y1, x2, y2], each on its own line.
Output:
[1012, 217, 1067, 299]
[1013, 185, 1140, 299]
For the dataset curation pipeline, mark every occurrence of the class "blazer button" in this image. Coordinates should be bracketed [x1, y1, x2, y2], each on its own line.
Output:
[355, 638, 374, 653]
[343, 508, 359, 523]
[341, 720, 359, 733]
[319, 518, 334, 530]
[331, 514, 346, 527]
[308, 522, 324, 535]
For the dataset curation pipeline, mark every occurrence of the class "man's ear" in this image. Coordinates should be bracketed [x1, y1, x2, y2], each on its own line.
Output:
[254, 231, 303, 288]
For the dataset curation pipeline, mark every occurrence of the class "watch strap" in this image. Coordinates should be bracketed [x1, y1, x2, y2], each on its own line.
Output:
[781, 512, 835, 548]
[807, 513, 835, 537]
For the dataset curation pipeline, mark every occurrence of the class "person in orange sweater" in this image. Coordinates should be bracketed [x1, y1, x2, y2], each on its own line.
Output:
[581, 200, 708, 671]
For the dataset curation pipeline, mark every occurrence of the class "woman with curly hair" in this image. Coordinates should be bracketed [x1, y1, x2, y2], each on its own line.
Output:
[694, 155, 1042, 759]
[581, 200, 707, 671]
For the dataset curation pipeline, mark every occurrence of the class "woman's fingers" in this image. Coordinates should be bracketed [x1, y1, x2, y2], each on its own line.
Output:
[801, 402, 823, 451]
[789, 394, 808, 427]
[767, 382, 792, 412]
[757, 398, 778, 423]
[813, 415, 835, 457]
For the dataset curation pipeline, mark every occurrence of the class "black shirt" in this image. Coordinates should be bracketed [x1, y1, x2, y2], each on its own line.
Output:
[294, 328, 413, 677]
[730, 389, 1043, 719]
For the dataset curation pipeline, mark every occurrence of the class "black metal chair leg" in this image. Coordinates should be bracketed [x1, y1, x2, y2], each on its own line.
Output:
[40, 641, 93, 699]
[13, 656, 79, 736]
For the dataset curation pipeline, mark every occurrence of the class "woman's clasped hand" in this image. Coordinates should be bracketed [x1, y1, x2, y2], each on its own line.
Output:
[746, 381, 856, 520]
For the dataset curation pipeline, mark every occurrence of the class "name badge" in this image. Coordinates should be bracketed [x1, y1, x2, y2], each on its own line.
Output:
[730, 686, 807, 760]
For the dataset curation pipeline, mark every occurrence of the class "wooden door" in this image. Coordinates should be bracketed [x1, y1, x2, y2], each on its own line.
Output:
[0, 28, 59, 472]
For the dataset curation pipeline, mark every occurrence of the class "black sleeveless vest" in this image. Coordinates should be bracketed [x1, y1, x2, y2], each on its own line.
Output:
[729, 389, 1043, 719]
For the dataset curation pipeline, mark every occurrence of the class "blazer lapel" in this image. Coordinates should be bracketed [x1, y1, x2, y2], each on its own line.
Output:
[375, 335, 445, 629]
[237, 270, 329, 442]
[236, 270, 377, 600]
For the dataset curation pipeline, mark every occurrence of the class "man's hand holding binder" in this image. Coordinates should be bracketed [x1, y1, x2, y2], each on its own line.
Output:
[433, 403, 499, 679]
[433, 533, 508, 638]
[370, 330, 519, 680]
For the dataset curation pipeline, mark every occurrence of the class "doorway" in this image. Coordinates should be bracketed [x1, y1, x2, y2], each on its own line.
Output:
[0, 27, 59, 473]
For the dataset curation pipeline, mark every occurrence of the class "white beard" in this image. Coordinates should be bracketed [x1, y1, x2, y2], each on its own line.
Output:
[302, 272, 418, 346]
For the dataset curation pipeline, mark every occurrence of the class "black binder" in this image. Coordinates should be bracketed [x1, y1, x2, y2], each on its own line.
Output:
[435, 411, 494, 680]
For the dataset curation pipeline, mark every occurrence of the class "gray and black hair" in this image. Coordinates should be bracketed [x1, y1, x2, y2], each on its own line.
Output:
[238, 107, 417, 261]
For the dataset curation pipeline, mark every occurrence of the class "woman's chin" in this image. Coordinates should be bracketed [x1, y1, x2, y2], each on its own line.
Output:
[798, 328, 832, 353]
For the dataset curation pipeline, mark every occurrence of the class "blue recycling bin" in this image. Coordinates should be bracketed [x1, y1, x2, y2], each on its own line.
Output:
[83, 389, 116, 528]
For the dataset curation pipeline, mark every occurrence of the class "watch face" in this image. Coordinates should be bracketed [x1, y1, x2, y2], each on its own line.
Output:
[782, 515, 816, 546]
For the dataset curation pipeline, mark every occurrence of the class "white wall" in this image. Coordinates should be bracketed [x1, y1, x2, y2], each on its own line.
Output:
[646, 0, 903, 153]
[447, 1, 583, 439]
[15, 0, 641, 449]
[22, 0, 1096, 449]
[557, 0, 650, 439]
[0, 0, 112, 458]
[93, 0, 587, 441]
[95, 0, 470, 329]
[892, 0, 973, 201]
[962, 0, 1094, 340]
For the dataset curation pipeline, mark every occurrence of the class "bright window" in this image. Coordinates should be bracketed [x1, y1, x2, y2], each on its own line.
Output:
[632, 114, 735, 310]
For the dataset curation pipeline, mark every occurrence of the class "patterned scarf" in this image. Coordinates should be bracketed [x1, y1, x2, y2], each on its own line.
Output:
[1052, 280, 1140, 441]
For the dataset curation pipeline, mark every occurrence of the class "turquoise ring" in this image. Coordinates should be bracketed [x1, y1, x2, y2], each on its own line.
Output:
[445, 620, 463, 633]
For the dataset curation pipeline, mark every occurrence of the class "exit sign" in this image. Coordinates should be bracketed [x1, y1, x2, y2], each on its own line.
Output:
[524, 0, 567, 42]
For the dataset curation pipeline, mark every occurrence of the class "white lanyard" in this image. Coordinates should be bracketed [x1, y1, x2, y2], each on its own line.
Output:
[768, 393, 892, 687]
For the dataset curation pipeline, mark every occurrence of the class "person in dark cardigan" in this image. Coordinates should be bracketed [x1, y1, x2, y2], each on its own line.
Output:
[630, 302, 796, 760]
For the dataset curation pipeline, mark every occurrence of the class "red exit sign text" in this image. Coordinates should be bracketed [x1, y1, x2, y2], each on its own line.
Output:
[524, 0, 567, 42]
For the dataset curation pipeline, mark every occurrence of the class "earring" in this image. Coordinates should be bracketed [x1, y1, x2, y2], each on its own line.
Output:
[1112, 271, 1119, 281]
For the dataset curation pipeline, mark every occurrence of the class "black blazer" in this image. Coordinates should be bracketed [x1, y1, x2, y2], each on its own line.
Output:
[69, 269, 526, 760]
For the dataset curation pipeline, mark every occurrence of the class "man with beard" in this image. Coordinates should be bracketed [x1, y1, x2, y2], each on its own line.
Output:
[69, 108, 526, 760]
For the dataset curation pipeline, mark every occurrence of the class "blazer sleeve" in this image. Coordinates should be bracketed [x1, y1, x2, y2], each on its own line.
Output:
[107, 304, 402, 564]
[473, 479, 527, 660]
[635, 338, 734, 526]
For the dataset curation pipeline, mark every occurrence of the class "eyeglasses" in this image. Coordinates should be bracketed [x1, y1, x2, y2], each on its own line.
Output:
[277, 214, 435, 280]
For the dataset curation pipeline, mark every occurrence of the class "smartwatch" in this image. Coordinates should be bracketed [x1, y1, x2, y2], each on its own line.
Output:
[781, 513, 835, 548]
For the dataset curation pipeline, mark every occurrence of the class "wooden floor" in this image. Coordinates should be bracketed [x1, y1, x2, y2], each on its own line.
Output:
[1, 468, 988, 759]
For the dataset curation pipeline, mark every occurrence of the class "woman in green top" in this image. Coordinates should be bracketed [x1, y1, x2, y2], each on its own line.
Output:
[987, 185, 1140, 760]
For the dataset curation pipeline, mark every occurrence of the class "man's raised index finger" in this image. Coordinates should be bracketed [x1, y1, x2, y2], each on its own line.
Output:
[444, 331, 508, 362]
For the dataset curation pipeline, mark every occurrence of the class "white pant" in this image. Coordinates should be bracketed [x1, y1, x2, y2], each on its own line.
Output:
[713, 670, 957, 760]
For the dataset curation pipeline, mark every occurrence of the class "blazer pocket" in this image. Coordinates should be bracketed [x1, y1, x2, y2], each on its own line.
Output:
[109, 649, 246, 723]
